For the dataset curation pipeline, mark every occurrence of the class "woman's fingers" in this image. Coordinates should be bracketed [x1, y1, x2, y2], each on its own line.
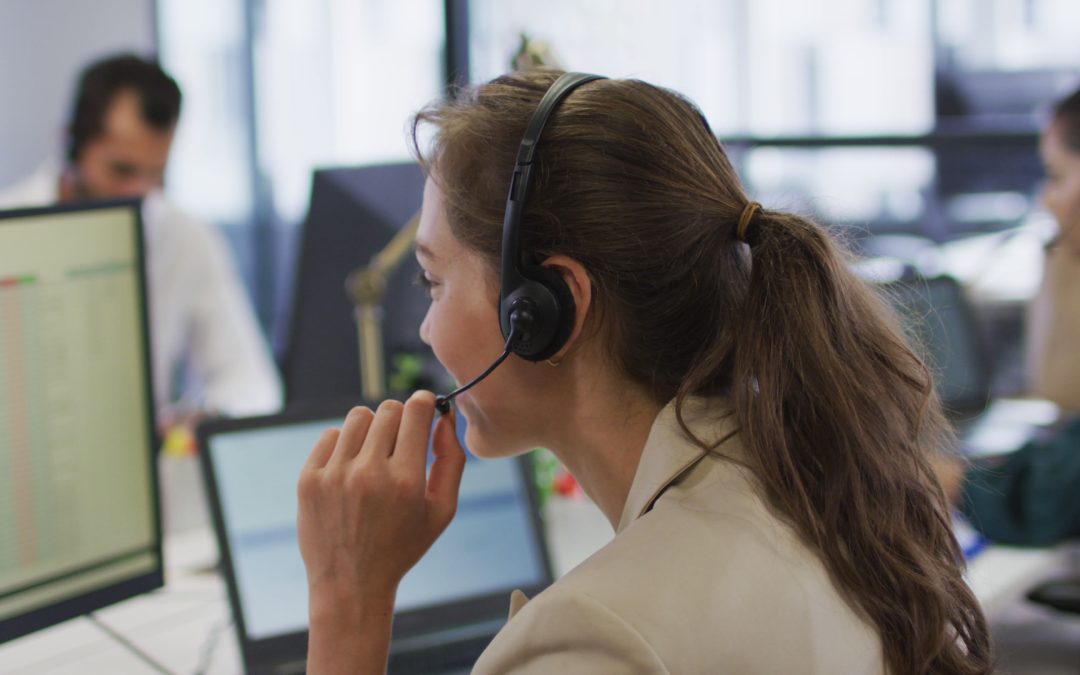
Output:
[392, 391, 438, 478]
[426, 409, 466, 531]
[297, 393, 464, 611]
[303, 427, 341, 472]
[358, 400, 405, 463]
[329, 406, 375, 466]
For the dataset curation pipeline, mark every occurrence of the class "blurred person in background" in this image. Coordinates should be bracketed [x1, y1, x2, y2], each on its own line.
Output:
[0, 53, 281, 427]
[939, 86, 1080, 546]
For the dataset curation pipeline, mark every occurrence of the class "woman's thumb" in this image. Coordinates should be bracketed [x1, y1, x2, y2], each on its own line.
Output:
[426, 409, 466, 529]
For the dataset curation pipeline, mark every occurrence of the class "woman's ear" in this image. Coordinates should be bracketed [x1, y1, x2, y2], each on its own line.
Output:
[542, 254, 592, 362]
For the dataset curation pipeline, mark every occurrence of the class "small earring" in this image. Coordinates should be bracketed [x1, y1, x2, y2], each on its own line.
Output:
[546, 357, 562, 367]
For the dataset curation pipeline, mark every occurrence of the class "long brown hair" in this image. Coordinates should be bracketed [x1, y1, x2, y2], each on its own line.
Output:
[413, 70, 992, 674]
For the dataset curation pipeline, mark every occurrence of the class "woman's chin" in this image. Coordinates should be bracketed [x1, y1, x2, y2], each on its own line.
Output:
[463, 422, 520, 459]
[463, 425, 497, 458]
[455, 394, 527, 459]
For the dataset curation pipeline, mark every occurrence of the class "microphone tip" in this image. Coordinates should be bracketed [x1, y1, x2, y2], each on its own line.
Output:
[435, 396, 451, 415]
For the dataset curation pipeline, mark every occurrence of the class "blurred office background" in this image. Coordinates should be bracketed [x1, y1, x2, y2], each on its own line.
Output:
[1, 0, 1078, 384]
[2, 3, 1080, 671]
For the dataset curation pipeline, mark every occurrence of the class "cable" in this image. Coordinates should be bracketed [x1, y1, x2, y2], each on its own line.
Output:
[86, 612, 178, 675]
[192, 615, 233, 675]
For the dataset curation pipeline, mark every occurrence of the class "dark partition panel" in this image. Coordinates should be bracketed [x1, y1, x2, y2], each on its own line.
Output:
[282, 163, 429, 404]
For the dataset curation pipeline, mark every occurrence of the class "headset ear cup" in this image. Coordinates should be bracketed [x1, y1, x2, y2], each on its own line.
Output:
[498, 73, 602, 361]
[522, 265, 576, 362]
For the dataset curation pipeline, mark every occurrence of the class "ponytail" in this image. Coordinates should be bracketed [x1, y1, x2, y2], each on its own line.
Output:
[678, 208, 992, 674]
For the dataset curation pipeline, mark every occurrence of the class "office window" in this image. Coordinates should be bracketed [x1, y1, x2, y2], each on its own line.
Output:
[937, 0, 1080, 72]
[741, 147, 935, 232]
[160, 0, 443, 228]
[934, 0, 1080, 130]
[469, 0, 743, 132]
[468, 0, 933, 136]
[157, 0, 444, 330]
[253, 0, 444, 226]
[746, 0, 932, 135]
[156, 0, 253, 229]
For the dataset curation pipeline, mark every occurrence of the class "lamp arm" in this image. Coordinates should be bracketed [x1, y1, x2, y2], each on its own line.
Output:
[345, 210, 422, 400]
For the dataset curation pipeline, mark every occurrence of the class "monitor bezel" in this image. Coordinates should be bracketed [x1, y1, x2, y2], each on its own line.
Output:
[0, 199, 164, 644]
[197, 400, 556, 671]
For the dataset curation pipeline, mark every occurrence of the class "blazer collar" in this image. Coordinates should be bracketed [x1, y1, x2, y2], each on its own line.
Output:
[615, 397, 738, 534]
[508, 398, 738, 620]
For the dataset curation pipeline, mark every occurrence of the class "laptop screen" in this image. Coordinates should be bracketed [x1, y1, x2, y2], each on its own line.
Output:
[201, 413, 551, 643]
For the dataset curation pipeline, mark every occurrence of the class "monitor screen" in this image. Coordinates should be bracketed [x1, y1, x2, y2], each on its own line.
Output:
[0, 201, 161, 644]
[202, 414, 551, 642]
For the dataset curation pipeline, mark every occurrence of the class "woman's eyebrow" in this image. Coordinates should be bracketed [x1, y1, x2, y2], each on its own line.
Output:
[415, 240, 438, 261]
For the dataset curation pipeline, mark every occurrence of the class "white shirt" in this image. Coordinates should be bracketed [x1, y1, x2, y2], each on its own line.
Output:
[0, 163, 283, 418]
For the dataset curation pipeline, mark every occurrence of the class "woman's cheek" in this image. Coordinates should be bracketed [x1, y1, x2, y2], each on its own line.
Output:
[1058, 183, 1080, 255]
[1062, 222, 1080, 257]
[427, 305, 471, 386]
[424, 304, 449, 359]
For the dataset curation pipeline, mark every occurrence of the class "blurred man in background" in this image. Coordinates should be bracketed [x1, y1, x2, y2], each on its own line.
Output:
[0, 53, 281, 424]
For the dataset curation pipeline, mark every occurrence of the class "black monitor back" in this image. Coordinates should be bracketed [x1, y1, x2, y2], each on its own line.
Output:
[881, 274, 993, 418]
[283, 163, 428, 404]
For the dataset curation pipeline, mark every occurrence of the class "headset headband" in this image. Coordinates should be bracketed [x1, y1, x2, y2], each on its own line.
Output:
[498, 72, 606, 355]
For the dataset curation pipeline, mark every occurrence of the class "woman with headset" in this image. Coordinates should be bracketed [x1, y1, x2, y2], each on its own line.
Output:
[938, 86, 1080, 546]
[296, 71, 993, 674]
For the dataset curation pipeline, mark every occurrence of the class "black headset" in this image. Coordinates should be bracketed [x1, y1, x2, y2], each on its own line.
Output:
[434, 72, 606, 414]
[498, 71, 606, 361]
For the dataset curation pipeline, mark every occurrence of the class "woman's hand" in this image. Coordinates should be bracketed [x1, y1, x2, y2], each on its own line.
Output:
[297, 391, 466, 673]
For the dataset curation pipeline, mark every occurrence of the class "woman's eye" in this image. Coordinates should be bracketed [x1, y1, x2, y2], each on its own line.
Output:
[414, 269, 439, 298]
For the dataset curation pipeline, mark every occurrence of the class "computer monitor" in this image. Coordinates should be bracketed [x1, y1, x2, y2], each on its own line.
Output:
[881, 274, 993, 417]
[0, 201, 162, 644]
[282, 163, 430, 404]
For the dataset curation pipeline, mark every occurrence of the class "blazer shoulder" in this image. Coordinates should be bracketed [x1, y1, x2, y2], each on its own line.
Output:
[473, 586, 669, 674]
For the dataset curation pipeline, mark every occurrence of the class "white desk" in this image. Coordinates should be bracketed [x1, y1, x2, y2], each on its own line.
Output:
[0, 530, 235, 675]
[2, 494, 1077, 674]
[967, 545, 1080, 674]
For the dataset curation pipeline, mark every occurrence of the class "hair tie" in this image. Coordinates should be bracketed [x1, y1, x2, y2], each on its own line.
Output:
[737, 201, 761, 242]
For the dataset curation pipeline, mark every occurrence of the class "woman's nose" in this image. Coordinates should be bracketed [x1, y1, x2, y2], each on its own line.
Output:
[419, 310, 432, 346]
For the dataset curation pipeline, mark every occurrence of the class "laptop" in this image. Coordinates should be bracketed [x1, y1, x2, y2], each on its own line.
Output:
[198, 403, 554, 674]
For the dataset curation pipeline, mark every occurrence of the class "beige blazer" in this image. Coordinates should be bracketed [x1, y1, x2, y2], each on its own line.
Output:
[473, 398, 883, 674]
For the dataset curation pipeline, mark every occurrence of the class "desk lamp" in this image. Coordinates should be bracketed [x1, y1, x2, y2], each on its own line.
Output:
[345, 210, 421, 400]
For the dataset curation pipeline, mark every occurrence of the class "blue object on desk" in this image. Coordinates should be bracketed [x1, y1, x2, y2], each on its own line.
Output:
[954, 513, 990, 560]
